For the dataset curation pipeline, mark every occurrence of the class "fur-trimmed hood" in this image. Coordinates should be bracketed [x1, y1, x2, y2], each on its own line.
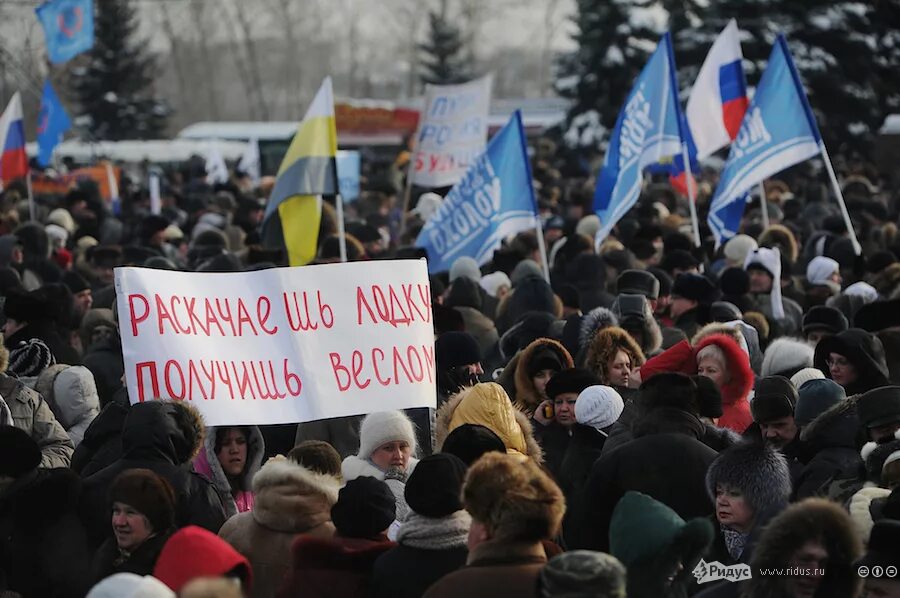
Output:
[705, 442, 791, 515]
[434, 383, 543, 464]
[693, 334, 754, 407]
[121, 399, 205, 465]
[511, 338, 574, 414]
[761, 338, 814, 378]
[578, 307, 618, 355]
[744, 498, 862, 598]
[758, 224, 799, 264]
[251, 457, 340, 533]
[799, 395, 859, 451]
[691, 322, 746, 350]
[585, 326, 646, 386]
[860, 428, 900, 484]
[193, 425, 266, 517]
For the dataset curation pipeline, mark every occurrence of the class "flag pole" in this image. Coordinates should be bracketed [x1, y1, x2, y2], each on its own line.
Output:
[682, 142, 701, 247]
[758, 181, 769, 229]
[818, 140, 862, 256]
[334, 193, 348, 262]
[26, 169, 35, 222]
[534, 217, 551, 282]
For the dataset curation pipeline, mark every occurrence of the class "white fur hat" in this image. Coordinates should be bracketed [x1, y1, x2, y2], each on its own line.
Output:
[357, 410, 418, 459]
[575, 385, 624, 432]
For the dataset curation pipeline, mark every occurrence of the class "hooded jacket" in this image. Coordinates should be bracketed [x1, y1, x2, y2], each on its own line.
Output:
[434, 383, 544, 464]
[813, 328, 890, 395]
[500, 338, 573, 415]
[694, 334, 755, 434]
[81, 400, 226, 548]
[70, 387, 130, 477]
[193, 425, 266, 518]
[0, 371, 74, 468]
[80, 308, 125, 407]
[34, 365, 100, 448]
[219, 457, 340, 598]
[795, 397, 863, 500]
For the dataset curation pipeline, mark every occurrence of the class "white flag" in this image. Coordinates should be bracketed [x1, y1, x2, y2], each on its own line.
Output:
[238, 137, 261, 185]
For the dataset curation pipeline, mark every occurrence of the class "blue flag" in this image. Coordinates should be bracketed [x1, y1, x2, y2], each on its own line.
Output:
[708, 35, 822, 246]
[37, 80, 72, 167]
[416, 110, 538, 273]
[35, 0, 94, 64]
[594, 33, 684, 244]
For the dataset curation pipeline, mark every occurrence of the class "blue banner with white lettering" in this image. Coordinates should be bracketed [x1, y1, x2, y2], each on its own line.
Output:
[594, 32, 683, 244]
[37, 80, 72, 167]
[707, 35, 822, 246]
[35, 0, 94, 64]
[416, 110, 538, 273]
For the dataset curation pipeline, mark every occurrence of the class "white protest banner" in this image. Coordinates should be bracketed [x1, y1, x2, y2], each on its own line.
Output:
[114, 260, 436, 426]
[411, 74, 493, 188]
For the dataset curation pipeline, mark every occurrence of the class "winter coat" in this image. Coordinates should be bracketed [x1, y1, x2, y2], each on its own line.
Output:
[90, 531, 171, 584]
[193, 425, 265, 518]
[277, 534, 396, 598]
[795, 397, 863, 500]
[422, 541, 547, 598]
[495, 276, 564, 335]
[573, 407, 717, 551]
[81, 400, 227, 548]
[295, 414, 365, 459]
[749, 292, 804, 336]
[81, 336, 124, 408]
[370, 512, 470, 598]
[219, 457, 340, 598]
[445, 277, 499, 356]
[813, 328, 890, 395]
[1, 373, 74, 468]
[70, 387, 129, 477]
[877, 329, 900, 385]
[0, 468, 92, 598]
[434, 384, 544, 464]
[500, 338, 573, 415]
[602, 419, 740, 456]
[34, 365, 100, 448]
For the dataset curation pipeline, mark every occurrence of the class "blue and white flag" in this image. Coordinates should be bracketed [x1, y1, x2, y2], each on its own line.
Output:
[336, 150, 361, 201]
[708, 35, 822, 246]
[594, 32, 684, 245]
[416, 110, 537, 274]
[37, 80, 71, 167]
[35, 0, 94, 65]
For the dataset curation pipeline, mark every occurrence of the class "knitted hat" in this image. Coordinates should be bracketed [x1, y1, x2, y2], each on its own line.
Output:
[404, 453, 467, 517]
[8, 338, 56, 377]
[806, 256, 840, 286]
[86, 573, 175, 598]
[357, 411, 417, 459]
[672, 273, 718, 304]
[857, 386, 900, 429]
[794, 379, 846, 427]
[790, 367, 825, 390]
[692, 375, 724, 419]
[802, 306, 849, 335]
[480, 271, 512, 298]
[761, 338, 814, 378]
[540, 551, 627, 598]
[545, 368, 602, 400]
[435, 332, 481, 370]
[751, 376, 799, 423]
[609, 491, 713, 568]
[0, 425, 41, 477]
[854, 520, 900, 571]
[331, 476, 396, 538]
[574, 385, 624, 431]
[723, 234, 758, 265]
[745, 247, 785, 320]
[287, 440, 342, 477]
[705, 442, 792, 513]
[449, 257, 481, 283]
[440, 424, 506, 466]
[109, 468, 177, 533]
[617, 269, 660, 299]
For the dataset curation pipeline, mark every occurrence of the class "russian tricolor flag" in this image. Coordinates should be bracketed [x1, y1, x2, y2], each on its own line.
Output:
[0, 92, 28, 185]
[686, 19, 749, 160]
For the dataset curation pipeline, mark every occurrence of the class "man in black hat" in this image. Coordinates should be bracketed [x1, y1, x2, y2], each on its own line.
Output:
[748, 376, 801, 452]
[669, 273, 718, 338]
[617, 270, 660, 310]
[857, 386, 900, 444]
[802, 305, 849, 345]
[854, 520, 900, 597]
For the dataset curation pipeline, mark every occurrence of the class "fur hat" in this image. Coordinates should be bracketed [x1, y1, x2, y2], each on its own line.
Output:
[855, 387, 900, 430]
[751, 376, 799, 423]
[724, 235, 758, 266]
[109, 468, 176, 533]
[8, 338, 56, 377]
[706, 442, 792, 514]
[449, 257, 482, 283]
[331, 476, 396, 538]
[761, 338, 814, 378]
[574, 385, 624, 431]
[463, 452, 564, 542]
[404, 453, 467, 518]
[616, 270, 659, 299]
[0, 425, 41, 477]
[794, 379, 846, 427]
[577, 307, 619, 354]
[435, 332, 481, 370]
[545, 368, 601, 400]
[639, 373, 699, 415]
[790, 367, 825, 390]
[356, 411, 417, 460]
[540, 551, 626, 598]
[672, 273, 718, 304]
[287, 441, 342, 478]
[441, 424, 506, 466]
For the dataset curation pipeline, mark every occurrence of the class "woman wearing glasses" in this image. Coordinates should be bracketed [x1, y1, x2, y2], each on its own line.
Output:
[813, 328, 890, 395]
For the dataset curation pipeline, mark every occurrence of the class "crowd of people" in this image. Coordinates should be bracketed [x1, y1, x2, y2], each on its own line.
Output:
[0, 142, 900, 598]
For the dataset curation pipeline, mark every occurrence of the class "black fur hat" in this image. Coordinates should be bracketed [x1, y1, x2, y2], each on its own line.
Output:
[706, 441, 792, 514]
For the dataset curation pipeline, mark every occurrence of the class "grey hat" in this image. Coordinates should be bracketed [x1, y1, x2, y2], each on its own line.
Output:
[705, 442, 791, 515]
[540, 550, 626, 598]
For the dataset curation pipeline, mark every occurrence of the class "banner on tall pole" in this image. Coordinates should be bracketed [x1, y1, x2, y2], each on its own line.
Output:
[35, 0, 94, 64]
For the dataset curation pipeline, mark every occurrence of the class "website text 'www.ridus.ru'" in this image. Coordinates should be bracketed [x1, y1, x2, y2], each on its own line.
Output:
[758, 568, 825, 577]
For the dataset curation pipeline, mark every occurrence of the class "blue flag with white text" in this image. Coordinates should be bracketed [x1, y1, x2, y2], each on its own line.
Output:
[707, 35, 822, 246]
[416, 110, 538, 273]
[37, 80, 72, 167]
[594, 33, 684, 244]
[35, 0, 94, 64]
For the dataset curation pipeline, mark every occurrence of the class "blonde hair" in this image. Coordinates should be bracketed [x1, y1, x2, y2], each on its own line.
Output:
[696, 344, 726, 368]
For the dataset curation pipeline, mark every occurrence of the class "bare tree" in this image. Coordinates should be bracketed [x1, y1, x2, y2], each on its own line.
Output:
[381, 0, 434, 97]
[537, 0, 568, 96]
[228, 0, 270, 120]
[187, 0, 221, 120]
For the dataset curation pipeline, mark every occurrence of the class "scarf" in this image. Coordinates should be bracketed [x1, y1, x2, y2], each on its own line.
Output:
[397, 510, 471, 551]
[721, 525, 749, 561]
